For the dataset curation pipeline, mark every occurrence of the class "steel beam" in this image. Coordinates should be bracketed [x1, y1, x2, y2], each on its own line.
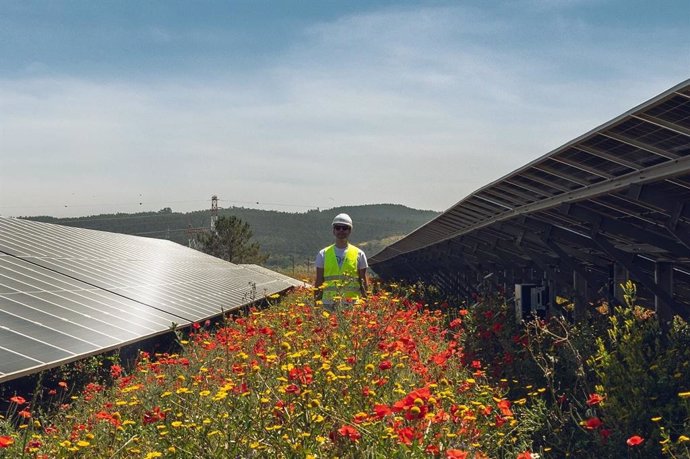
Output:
[611, 262, 629, 306]
[591, 232, 685, 319]
[557, 203, 690, 257]
[372, 155, 690, 266]
[573, 271, 588, 321]
[521, 171, 572, 192]
[571, 144, 641, 171]
[655, 262, 675, 322]
[504, 178, 552, 198]
[599, 131, 680, 160]
[493, 182, 544, 202]
[633, 113, 690, 138]
[552, 155, 615, 179]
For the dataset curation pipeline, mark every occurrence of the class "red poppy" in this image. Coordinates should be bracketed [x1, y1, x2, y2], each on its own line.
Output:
[495, 414, 507, 427]
[373, 404, 392, 419]
[58, 381, 68, 389]
[449, 318, 463, 328]
[431, 351, 449, 366]
[95, 410, 121, 427]
[586, 393, 604, 406]
[17, 410, 32, 419]
[9, 396, 26, 405]
[110, 364, 123, 379]
[496, 399, 513, 417]
[0, 436, 14, 448]
[585, 417, 603, 430]
[396, 426, 415, 445]
[288, 366, 313, 385]
[258, 327, 274, 336]
[353, 412, 368, 424]
[446, 449, 468, 459]
[373, 377, 388, 387]
[27, 438, 42, 449]
[516, 452, 532, 459]
[338, 424, 361, 441]
[143, 406, 166, 424]
[379, 360, 392, 370]
[626, 435, 644, 446]
[285, 384, 300, 395]
[426, 444, 440, 454]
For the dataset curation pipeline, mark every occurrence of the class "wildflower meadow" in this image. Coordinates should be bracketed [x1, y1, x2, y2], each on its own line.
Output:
[1, 282, 689, 458]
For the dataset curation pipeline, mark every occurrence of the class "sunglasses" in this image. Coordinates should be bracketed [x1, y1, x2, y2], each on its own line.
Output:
[333, 225, 351, 231]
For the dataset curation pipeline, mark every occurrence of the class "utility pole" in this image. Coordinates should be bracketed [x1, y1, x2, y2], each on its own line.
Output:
[187, 195, 218, 248]
[211, 195, 219, 231]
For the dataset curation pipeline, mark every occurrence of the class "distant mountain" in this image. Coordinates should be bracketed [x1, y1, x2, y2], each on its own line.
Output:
[27, 204, 439, 268]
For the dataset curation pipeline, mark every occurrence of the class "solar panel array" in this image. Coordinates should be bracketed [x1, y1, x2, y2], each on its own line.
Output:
[370, 79, 690, 317]
[0, 217, 303, 383]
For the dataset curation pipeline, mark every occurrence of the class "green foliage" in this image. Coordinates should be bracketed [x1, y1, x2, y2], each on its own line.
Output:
[198, 215, 269, 264]
[0, 289, 536, 458]
[520, 315, 606, 457]
[3, 281, 689, 457]
[27, 204, 439, 269]
[460, 293, 531, 384]
[587, 282, 690, 457]
[428, 281, 690, 458]
[502, 281, 690, 458]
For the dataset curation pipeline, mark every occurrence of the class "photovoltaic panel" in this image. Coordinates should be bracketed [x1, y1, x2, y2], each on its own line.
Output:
[0, 217, 303, 382]
[0, 254, 182, 381]
[371, 79, 690, 268]
[369, 78, 690, 316]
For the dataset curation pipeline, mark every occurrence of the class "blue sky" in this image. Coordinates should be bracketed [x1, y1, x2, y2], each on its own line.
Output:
[1, 0, 689, 217]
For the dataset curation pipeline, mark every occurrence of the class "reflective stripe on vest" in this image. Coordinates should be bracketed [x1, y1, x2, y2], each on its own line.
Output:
[322, 244, 360, 303]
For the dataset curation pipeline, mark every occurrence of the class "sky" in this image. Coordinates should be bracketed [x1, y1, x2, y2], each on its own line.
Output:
[1, 0, 689, 218]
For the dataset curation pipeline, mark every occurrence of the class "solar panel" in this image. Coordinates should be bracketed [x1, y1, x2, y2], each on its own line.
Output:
[0, 217, 303, 382]
[369, 78, 690, 317]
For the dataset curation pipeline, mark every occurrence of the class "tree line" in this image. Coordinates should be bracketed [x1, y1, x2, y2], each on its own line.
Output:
[27, 204, 439, 268]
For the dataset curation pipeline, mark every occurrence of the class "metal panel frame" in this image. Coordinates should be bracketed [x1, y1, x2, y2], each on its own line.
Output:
[370, 79, 690, 319]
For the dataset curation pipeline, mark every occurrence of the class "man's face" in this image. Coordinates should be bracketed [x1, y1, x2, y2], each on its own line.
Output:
[333, 224, 351, 239]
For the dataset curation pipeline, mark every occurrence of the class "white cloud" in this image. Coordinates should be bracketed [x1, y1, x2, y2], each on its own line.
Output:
[1, 4, 688, 218]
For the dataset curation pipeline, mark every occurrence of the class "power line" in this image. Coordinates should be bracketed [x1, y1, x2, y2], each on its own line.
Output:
[0, 199, 210, 210]
[218, 199, 320, 209]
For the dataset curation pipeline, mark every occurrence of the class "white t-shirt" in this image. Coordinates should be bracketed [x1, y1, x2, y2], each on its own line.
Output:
[315, 245, 368, 270]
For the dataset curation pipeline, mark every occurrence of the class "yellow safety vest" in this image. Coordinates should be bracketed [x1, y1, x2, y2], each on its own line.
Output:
[322, 244, 361, 304]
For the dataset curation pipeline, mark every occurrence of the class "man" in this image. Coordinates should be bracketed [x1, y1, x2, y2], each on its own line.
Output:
[314, 213, 368, 308]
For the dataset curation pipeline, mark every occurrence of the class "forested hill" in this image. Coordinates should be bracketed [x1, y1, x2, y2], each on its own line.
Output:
[27, 204, 439, 268]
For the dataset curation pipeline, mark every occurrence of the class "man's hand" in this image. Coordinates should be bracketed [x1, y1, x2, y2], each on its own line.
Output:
[315, 267, 324, 301]
[358, 268, 368, 297]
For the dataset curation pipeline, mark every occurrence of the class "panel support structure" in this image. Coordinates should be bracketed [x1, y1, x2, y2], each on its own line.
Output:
[573, 271, 588, 322]
[591, 232, 685, 320]
[612, 263, 629, 306]
[655, 262, 674, 322]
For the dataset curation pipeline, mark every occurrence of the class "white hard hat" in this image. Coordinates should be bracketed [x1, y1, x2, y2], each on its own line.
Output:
[332, 213, 353, 228]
